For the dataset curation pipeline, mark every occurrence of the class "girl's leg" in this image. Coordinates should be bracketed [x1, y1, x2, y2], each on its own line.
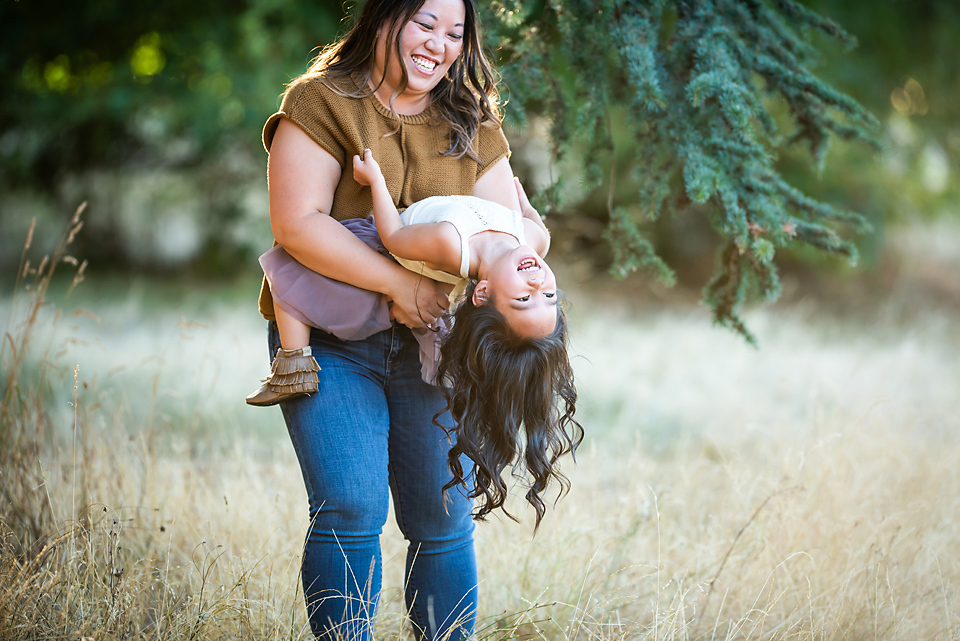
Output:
[270, 322, 392, 640]
[246, 304, 319, 407]
[386, 326, 478, 641]
[274, 300, 312, 349]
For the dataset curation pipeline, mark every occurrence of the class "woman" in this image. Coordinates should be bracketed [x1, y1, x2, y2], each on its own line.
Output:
[258, 0, 528, 638]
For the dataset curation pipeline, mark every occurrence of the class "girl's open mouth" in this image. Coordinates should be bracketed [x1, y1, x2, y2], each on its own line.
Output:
[517, 256, 540, 272]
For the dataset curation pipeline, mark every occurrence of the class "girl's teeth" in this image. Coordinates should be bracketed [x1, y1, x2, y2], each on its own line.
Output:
[518, 259, 538, 271]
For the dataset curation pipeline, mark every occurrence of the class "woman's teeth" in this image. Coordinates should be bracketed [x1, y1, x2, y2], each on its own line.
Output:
[412, 56, 437, 73]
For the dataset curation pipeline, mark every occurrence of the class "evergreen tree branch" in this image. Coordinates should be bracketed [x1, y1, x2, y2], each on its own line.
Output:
[483, 0, 878, 341]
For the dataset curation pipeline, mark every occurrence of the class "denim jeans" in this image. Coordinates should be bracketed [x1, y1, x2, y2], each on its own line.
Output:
[268, 321, 477, 641]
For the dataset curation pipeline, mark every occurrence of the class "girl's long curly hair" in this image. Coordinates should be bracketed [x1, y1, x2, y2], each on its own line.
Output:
[435, 280, 582, 531]
[299, 0, 500, 160]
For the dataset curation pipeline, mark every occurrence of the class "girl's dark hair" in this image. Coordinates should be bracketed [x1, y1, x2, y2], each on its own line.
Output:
[435, 281, 582, 532]
[300, 0, 500, 160]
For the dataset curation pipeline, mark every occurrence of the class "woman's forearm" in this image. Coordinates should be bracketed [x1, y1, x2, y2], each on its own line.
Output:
[277, 212, 409, 298]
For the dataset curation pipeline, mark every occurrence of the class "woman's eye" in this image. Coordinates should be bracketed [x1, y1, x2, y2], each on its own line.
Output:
[449, 33, 463, 41]
[417, 22, 434, 30]
[545, 292, 556, 298]
[517, 296, 530, 302]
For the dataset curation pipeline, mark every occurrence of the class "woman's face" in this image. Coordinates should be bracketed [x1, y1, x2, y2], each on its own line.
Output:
[373, 0, 466, 105]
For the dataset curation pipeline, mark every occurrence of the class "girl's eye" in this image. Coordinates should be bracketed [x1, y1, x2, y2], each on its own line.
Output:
[545, 292, 556, 298]
[517, 296, 530, 302]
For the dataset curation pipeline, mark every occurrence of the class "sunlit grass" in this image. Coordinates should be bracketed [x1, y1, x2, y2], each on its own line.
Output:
[2, 209, 958, 639]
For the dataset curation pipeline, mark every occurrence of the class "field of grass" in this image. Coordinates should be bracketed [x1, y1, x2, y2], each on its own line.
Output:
[1, 211, 958, 640]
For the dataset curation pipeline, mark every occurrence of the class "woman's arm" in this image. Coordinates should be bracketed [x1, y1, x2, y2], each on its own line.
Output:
[269, 118, 450, 327]
[472, 157, 521, 211]
[514, 176, 551, 256]
[473, 157, 551, 256]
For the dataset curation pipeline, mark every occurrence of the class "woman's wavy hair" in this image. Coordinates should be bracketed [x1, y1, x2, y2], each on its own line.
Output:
[299, 0, 500, 160]
[435, 280, 583, 532]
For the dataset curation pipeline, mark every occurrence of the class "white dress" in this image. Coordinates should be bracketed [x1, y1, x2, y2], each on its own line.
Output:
[393, 195, 528, 304]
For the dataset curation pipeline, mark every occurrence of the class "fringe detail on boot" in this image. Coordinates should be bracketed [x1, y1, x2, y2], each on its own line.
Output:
[245, 347, 320, 407]
[273, 348, 320, 377]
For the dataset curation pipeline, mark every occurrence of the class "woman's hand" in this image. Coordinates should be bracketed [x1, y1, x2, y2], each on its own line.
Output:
[384, 269, 453, 328]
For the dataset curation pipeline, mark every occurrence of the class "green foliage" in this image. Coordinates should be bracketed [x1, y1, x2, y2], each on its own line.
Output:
[1, 0, 923, 337]
[0, 0, 345, 185]
[0, 0, 352, 274]
[483, 0, 880, 338]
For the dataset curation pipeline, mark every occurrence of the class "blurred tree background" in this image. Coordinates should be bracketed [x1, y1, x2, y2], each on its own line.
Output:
[1, 0, 957, 325]
[0, 0, 346, 273]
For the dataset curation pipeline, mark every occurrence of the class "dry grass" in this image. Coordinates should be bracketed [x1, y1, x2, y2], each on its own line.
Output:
[2, 208, 959, 640]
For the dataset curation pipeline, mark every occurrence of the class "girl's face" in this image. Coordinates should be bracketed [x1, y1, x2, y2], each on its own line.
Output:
[373, 0, 466, 106]
[475, 247, 559, 340]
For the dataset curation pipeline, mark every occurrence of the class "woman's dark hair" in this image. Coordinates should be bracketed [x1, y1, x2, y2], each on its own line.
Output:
[300, 0, 500, 160]
[435, 281, 583, 532]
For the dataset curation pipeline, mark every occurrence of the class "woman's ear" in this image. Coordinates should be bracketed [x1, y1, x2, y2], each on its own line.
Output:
[472, 281, 490, 306]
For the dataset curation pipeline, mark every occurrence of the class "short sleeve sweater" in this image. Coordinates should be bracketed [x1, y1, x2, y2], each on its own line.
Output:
[258, 72, 511, 320]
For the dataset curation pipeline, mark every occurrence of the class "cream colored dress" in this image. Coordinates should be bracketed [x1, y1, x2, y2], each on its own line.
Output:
[394, 195, 527, 305]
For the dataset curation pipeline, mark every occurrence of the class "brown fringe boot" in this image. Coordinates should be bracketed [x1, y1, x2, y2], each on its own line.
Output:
[245, 346, 320, 407]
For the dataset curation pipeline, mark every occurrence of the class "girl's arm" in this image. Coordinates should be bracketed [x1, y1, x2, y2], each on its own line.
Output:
[269, 119, 450, 327]
[352, 149, 403, 241]
[353, 149, 461, 272]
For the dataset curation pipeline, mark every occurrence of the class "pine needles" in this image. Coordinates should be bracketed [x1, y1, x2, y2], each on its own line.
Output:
[485, 0, 880, 340]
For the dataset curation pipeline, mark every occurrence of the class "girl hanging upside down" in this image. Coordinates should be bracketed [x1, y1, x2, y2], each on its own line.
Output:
[248, 148, 582, 529]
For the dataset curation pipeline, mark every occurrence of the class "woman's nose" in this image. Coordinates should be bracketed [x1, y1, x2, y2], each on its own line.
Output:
[424, 34, 442, 54]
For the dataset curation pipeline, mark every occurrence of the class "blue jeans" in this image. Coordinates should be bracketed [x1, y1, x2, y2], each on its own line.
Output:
[268, 322, 477, 641]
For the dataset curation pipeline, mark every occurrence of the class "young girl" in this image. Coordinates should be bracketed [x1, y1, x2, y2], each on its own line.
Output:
[249, 149, 581, 528]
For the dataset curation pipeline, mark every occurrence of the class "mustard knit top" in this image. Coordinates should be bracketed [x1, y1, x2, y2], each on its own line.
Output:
[258, 73, 511, 320]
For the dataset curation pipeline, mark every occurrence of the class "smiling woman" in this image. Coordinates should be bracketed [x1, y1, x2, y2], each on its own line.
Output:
[248, 1, 531, 640]
[370, 0, 466, 114]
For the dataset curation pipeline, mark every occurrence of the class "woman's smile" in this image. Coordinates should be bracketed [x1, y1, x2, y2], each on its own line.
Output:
[400, 0, 464, 86]
[411, 54, 439, 75]
[371, 0, 465, 112]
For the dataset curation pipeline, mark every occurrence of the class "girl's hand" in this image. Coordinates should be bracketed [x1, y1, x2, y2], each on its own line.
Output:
[353, 149, 384, 187]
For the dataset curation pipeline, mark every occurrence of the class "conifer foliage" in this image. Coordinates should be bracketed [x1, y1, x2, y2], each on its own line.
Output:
[483, 0, 879, 341]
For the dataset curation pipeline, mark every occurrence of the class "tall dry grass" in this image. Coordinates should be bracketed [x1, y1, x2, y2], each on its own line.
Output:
[0, 206, 306, 640]
[1, 208, 958, 640]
